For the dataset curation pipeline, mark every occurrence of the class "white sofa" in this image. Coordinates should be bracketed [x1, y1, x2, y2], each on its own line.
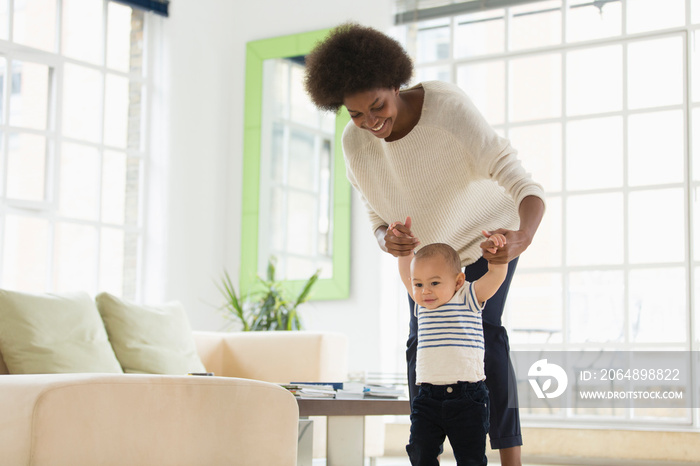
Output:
[0, 330, 349, 465]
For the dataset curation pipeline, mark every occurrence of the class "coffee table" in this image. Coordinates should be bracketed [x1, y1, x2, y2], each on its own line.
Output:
[296, 397, 410, 466]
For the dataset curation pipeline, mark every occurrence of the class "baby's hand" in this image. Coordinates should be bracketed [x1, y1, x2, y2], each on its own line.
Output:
[389, 220, 404, 236]
[390, 216, 414, 239]
[483, 230, 506, 254]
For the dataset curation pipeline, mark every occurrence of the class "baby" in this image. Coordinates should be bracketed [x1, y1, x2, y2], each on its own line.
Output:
[391, 217, 507, 466]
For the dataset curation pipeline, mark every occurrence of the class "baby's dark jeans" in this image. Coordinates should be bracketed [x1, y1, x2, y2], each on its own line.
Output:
[406, 381, 489, 466]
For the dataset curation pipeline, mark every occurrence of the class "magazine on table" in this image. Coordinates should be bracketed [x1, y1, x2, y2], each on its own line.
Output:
[280, 381, 406, 399]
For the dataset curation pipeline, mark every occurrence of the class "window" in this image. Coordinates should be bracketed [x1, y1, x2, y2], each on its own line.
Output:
[394, 0, 700, 427]
[0, 0, 150, 300]
[258, 56, 336, 281]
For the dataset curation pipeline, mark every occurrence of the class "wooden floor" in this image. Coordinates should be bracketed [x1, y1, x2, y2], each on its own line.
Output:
[311, 456, 700, 466]
[312, 457, 567, 466]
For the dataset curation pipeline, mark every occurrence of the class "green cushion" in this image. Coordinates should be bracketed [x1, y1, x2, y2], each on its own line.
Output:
[0, 289, 123, 374]
[95, 292, 206, 375]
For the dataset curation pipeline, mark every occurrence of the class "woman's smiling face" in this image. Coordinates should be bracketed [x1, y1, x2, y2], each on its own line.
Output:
[343, 88, 400, 139]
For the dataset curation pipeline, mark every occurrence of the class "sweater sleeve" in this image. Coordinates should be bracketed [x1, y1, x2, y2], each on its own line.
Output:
[485, 134, 546, 209]
[437, 82, 546, 208]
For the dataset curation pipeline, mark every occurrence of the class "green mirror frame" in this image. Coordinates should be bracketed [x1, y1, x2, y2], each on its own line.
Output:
[241, 29, 351, 301]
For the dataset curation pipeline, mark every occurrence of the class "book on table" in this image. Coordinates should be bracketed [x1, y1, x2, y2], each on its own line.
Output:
[363, 384, 406, 399]
[280, 383, 337, 398]
[280, 381, 407, 399]
[335, 382, 365, 399]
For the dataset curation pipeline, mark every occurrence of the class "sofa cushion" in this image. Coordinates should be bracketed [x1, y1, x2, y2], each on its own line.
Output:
[95, 292, 206, 375]
[0, 289, 123, 374]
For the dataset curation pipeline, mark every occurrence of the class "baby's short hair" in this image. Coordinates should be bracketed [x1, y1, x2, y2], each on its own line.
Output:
[414, 243, 462, 275]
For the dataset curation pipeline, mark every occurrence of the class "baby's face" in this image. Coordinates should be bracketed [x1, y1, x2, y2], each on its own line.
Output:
[410, 256, 463, 310]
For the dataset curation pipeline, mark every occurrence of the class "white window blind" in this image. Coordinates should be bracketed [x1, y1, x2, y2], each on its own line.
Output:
[394, 0, 599, 23]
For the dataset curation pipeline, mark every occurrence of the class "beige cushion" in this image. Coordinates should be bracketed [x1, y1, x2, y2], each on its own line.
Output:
[215, 331, 348, 382]
[0, 289, 123, 374]
[95, 292, 206, 375]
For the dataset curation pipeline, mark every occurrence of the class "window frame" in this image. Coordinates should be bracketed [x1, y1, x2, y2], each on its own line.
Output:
[0, 0, 152, 300]
[393, 0, 700, 430]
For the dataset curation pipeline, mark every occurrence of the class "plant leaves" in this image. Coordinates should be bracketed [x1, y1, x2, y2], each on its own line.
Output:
[295, 269, 320, 305]
[215, 258, 319, 332]
[267, 256, 277, 282]
[216, 269, 250, 331]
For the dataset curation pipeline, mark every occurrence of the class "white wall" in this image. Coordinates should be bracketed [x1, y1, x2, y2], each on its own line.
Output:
[150, 0, 399, 374]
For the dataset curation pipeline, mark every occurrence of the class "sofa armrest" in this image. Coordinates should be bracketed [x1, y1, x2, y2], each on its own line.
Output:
[0, 373, 298, 466]
[193, 331, 348, 383]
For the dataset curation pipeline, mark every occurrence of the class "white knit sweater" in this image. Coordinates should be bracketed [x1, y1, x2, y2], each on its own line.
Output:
[342, 80, 545, 267]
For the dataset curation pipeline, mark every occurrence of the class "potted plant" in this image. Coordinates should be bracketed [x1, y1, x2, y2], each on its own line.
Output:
[217, 257, 319, 331]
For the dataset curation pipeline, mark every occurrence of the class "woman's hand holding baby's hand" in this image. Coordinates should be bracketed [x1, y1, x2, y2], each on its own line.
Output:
[480, 229, 534, 264]
[482, 230, 506, 255]
[384, 216, 419, 257]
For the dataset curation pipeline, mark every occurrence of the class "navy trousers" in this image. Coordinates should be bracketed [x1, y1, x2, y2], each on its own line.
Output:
[407, 381, 490, 466]
[406, 257, 522, 449]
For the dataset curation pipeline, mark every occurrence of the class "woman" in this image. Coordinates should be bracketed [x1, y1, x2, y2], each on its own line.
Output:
[304, 23, 545, 466]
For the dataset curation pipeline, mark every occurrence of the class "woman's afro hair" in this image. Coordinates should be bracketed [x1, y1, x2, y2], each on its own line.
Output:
[304, 23, 414, 113]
